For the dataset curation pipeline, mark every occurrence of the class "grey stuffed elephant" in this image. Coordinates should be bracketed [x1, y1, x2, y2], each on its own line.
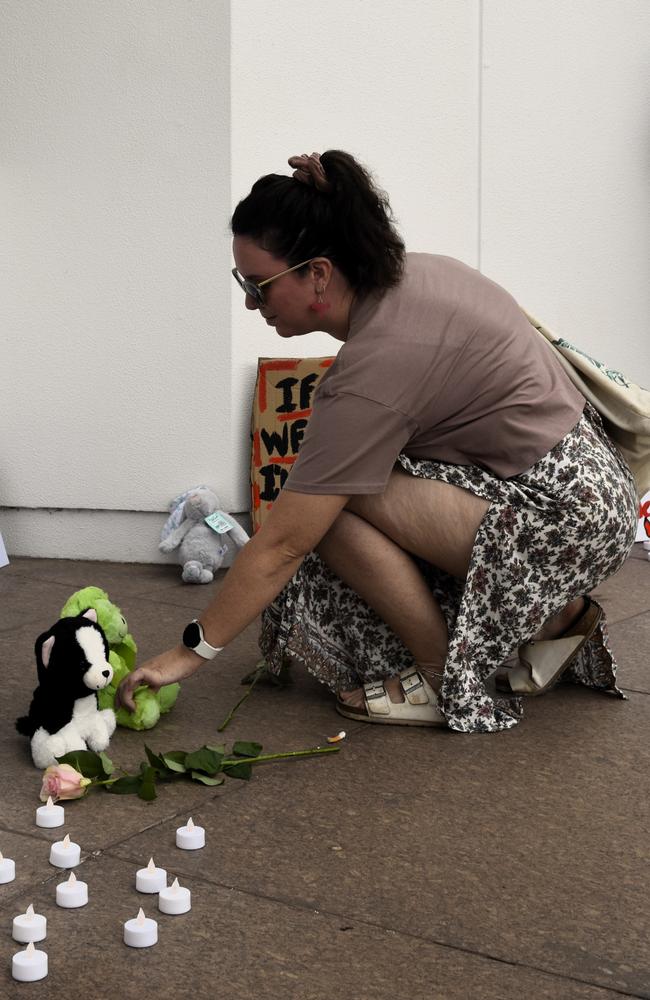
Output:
[159, 487, 250, 583]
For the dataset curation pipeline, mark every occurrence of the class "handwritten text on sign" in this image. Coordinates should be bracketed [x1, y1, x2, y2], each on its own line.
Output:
[250, 358, 334, 533]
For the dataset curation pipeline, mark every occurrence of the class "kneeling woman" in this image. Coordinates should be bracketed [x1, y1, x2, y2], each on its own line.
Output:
[117, 150, 638, 734]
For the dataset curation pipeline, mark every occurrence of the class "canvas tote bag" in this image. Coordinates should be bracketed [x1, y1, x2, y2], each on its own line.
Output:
[522, 308, 650, 499]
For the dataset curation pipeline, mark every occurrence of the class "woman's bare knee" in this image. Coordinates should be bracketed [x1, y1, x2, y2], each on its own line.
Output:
[347, 472, 490, 578]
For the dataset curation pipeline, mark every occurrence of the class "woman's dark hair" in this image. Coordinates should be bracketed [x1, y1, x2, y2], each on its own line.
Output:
[230, 150, 405, 295]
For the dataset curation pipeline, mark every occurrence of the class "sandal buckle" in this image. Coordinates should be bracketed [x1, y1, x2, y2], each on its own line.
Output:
[400, 670, 423, 697]
[362, 680, 391, 716]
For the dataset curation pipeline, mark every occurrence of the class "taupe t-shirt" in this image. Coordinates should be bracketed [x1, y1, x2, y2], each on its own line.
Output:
[284, 252, 585, 495]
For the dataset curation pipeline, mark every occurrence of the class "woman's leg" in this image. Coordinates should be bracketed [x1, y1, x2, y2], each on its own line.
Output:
[345, 464, 490, 579]
[315, 469, 491, 707]
[531, 597, 587, 640]
[345, 464, 587, 642]
[315, 464, 590, 709]
[315, 510, 449, 706]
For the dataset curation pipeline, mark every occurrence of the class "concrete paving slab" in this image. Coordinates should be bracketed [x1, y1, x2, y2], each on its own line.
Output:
[0, 830, 65, 914]
[0, 852, 635, 1000]
[607, 612, 650, 694]
[0, 557, 218, 632]
[2, 554, 649, 999]
[130, 573, 232, 609]
[108, 687, 650, 997]
[1, 557, 196, 601]
[590, 547, 650, 626]
[0, 575, 87, 634]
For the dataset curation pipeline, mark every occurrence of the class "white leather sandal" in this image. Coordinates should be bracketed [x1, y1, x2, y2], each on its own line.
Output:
[495, 596, 602, 696]
[336, 668, 447, 727]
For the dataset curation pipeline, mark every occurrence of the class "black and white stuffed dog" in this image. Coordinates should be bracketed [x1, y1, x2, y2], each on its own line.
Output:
[16, 608, 117, 769]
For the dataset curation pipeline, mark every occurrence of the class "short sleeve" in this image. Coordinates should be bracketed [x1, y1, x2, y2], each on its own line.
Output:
[284, 392, 418, 495]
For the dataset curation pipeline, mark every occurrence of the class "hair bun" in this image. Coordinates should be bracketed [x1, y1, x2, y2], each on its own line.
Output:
[287, 152, 333, 193]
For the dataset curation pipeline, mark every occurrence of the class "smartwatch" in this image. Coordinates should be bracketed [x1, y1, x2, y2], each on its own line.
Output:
[182, 619, 224, 660]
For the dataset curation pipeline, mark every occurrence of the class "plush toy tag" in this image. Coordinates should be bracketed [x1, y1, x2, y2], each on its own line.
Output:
[204, 511, 237, 535]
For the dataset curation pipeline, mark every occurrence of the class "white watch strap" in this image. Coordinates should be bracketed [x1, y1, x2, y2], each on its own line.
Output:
[194, 621, 224, 660]
[195, 637, 223, 659]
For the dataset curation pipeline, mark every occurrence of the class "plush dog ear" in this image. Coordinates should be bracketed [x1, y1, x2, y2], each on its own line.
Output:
[39, 635, 56, 668]
[41, 635, 56, 666]
[80, 607, 98, 623]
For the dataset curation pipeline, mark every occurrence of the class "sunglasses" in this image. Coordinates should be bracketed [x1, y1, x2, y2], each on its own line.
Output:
[231, 257, 315, 307]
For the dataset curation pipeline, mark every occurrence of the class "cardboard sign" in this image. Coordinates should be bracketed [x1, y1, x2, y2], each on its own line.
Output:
[250, 356, 335, 534]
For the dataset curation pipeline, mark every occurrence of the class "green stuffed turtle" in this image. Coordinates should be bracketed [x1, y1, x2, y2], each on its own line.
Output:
[61, 585, 136, 667]
[60, 586, 180, 730]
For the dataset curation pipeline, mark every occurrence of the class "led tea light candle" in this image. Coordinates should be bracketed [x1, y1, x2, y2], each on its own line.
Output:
[176, 817, 205, 850]
[35, 795, 65, 828]
[12, 941, 48, 982]
[136, 857, 167, 893]
[158, 877, 191, 915]
[0, 850, 16, 884]
[56, 870, 88, 908]
[123, 908, 158, 948]
[49, 833, 81, 868]
[12, 904, 47, 943]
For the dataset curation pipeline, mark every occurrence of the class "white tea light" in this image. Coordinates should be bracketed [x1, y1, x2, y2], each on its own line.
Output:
[158, 877, 191, 915]
[12, 941, 48, 982]
[56, 870, 88, 908]
[12, 904, 47, 943]
[35, 795, 65, 828]
[123, 907, 158, 948]
[0, 850, 16, 884]
[136, 857, 167, 893]
[176, 817, 205, 851]
[49, 833, 81, 868]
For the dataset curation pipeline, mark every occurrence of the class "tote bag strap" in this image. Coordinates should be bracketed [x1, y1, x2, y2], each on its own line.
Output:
[521, 308, 650, 422]
[521, 307, 650, 500]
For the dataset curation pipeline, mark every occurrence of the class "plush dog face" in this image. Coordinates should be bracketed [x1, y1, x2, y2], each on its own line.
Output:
[35, 609, 113, 696]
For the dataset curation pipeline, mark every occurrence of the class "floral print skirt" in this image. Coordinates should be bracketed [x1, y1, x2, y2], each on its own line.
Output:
[258, 403, 638, 732]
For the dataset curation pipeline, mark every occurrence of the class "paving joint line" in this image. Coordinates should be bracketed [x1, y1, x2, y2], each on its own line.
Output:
[70, 857, 650, 999]
[609, 608, 650, 627]
[80, 785, 250, 855]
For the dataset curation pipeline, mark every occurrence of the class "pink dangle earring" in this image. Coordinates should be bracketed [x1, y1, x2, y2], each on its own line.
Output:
[309, 287, 331, 314]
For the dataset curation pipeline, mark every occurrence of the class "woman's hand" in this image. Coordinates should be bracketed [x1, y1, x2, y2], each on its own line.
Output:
[115, 644, 205, 713]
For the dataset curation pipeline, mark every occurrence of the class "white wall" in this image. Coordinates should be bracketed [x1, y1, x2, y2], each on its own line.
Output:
[481, 0, 650, 377]
[2, 0, 648, 562]
[2, 0, 233, 561]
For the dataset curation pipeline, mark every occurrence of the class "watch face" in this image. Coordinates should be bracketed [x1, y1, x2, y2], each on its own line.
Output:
[182, 621, 201, 649]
